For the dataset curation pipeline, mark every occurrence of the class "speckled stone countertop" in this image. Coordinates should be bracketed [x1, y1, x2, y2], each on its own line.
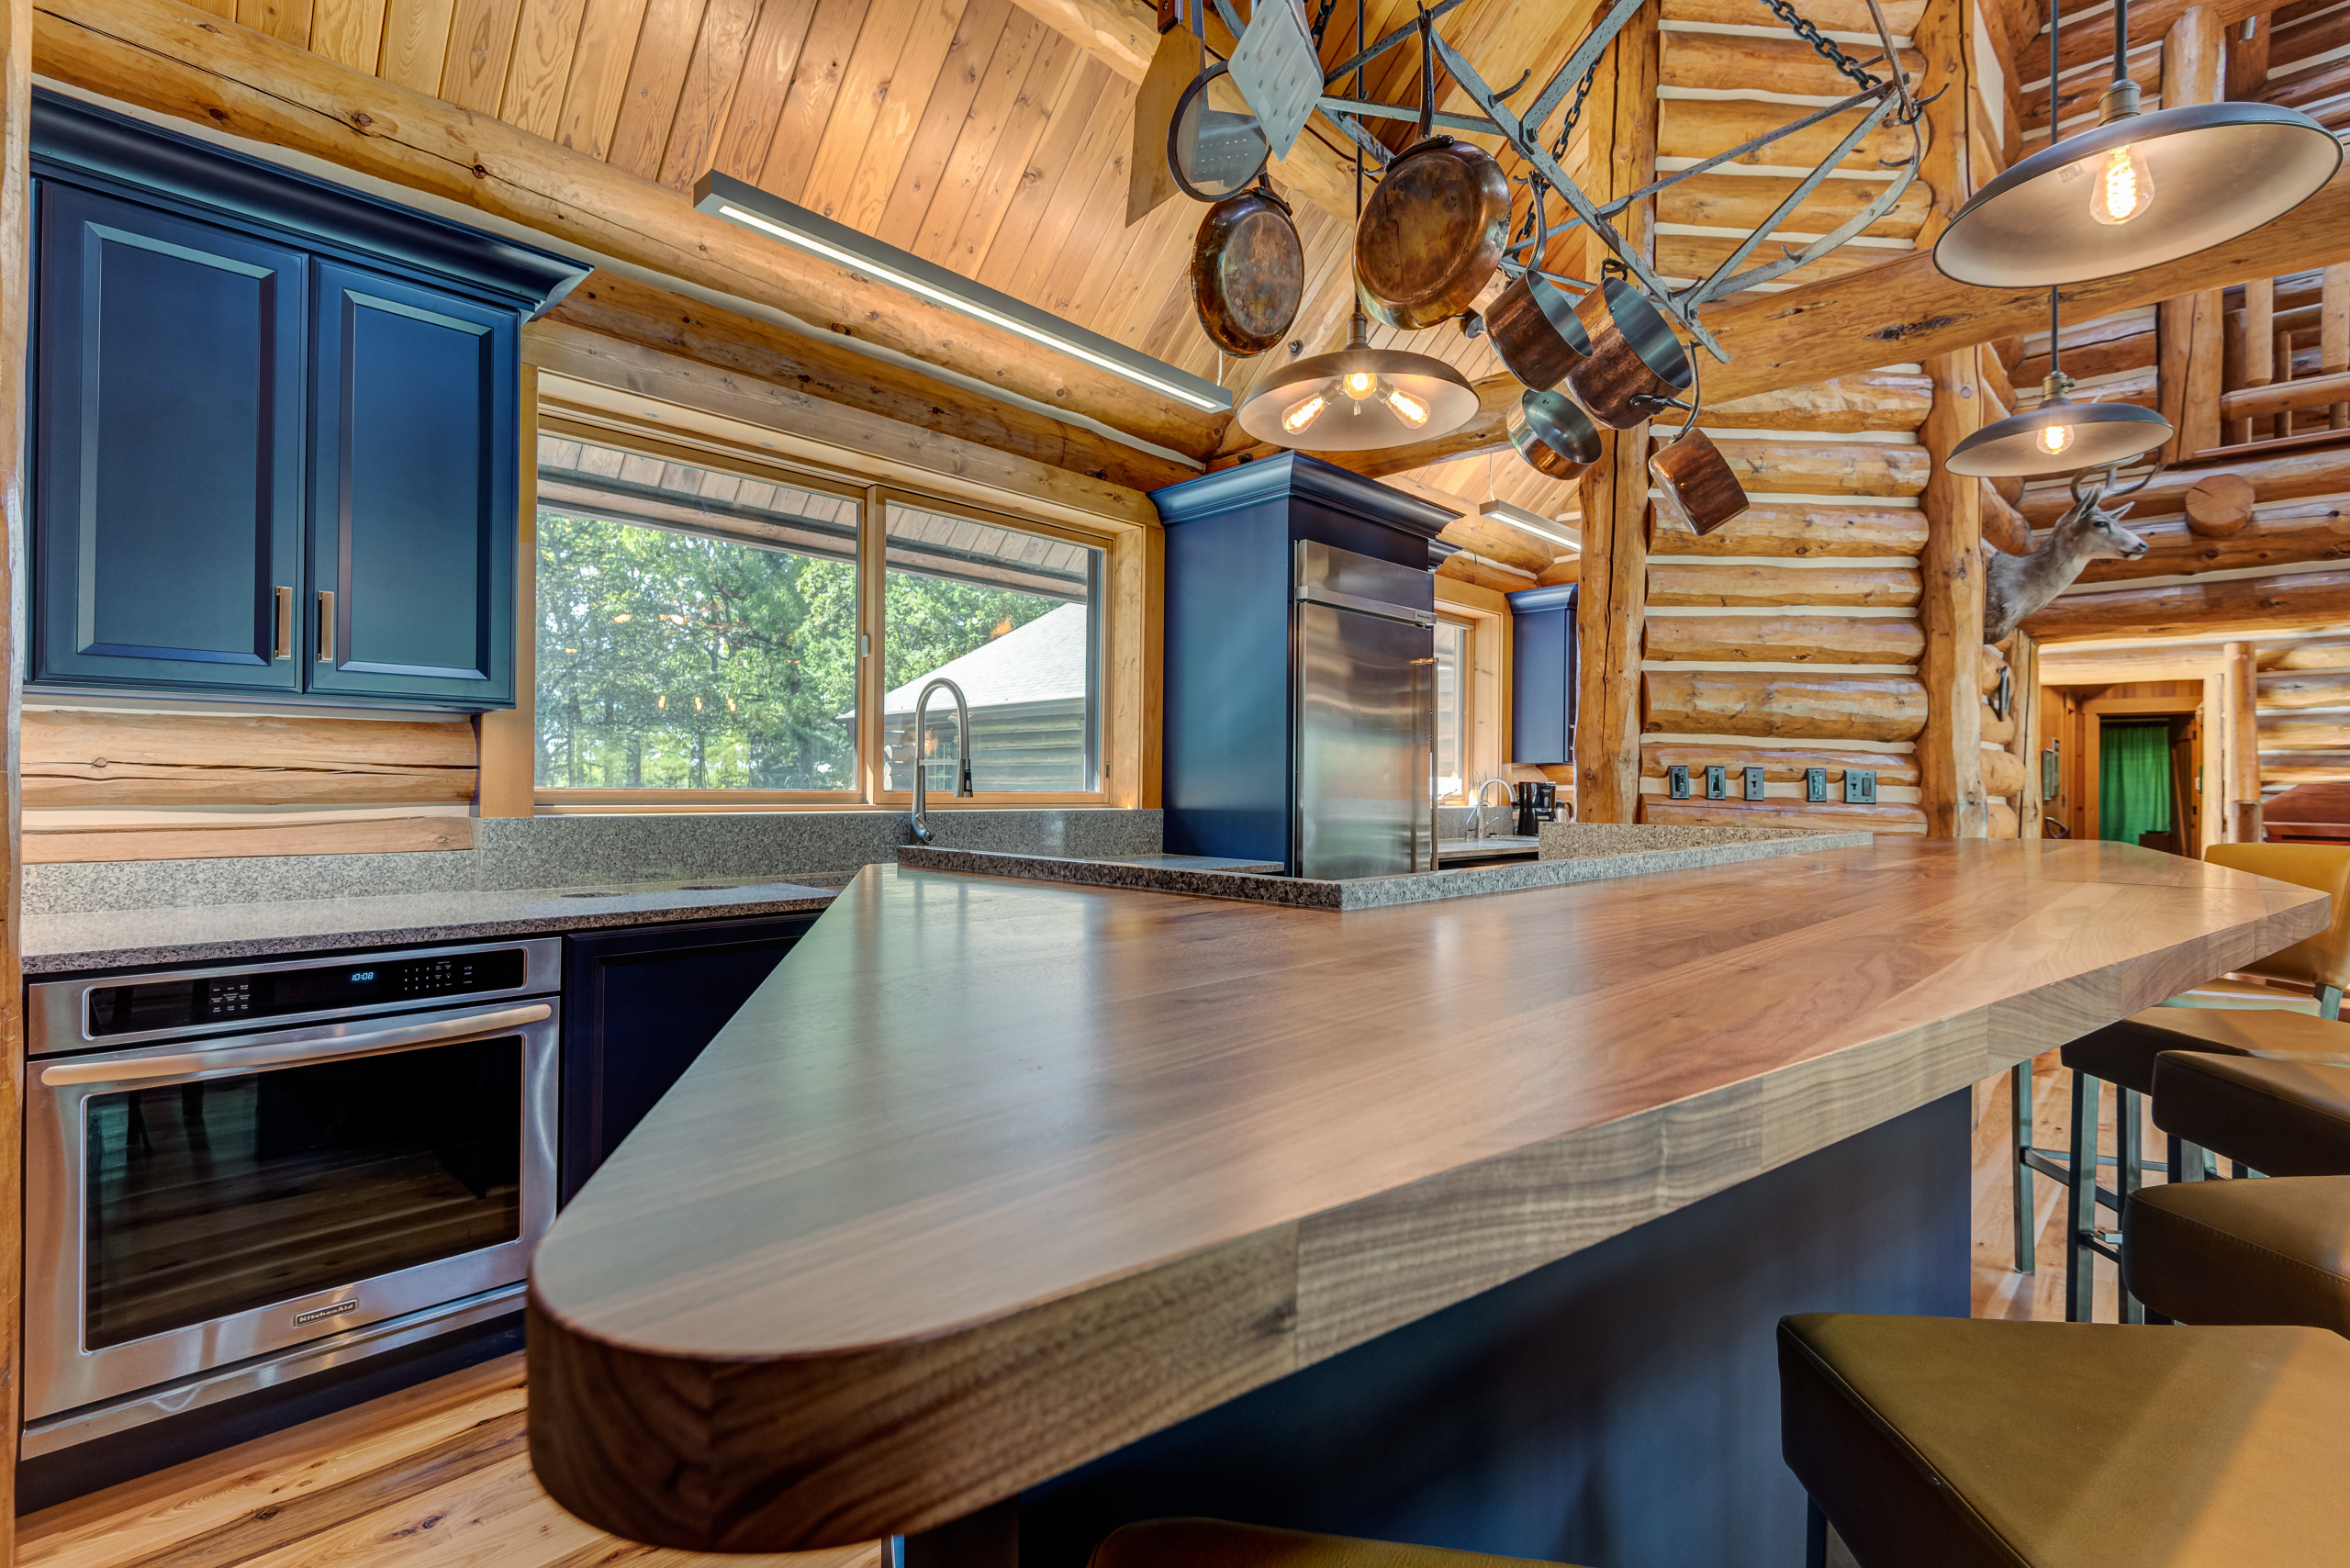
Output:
[899, 825, 1873, 911]
[23, 879, 840, 974]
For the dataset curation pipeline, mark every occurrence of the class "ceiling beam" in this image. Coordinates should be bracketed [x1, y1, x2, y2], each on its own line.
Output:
[32, 0, 1228, 462]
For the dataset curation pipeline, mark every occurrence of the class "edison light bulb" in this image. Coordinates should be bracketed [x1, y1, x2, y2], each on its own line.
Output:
[1342, 369, 1379, 401]
[1385, 386, 1429, 427]
[1282, 392, 1328, 434]
[2037, 421, 2073, 456]
[2089, 144, 2154, 224]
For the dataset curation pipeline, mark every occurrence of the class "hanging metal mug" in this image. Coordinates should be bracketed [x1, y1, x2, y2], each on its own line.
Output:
[1646, 361, 1750, 537]
[1568, 273, 1694, 429]
[1507, 388, 1604, 482]
[1483, 189, 1592, 391]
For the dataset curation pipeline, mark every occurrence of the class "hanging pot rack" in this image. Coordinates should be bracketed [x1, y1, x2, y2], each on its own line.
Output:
[1174, 0, 1932, 366]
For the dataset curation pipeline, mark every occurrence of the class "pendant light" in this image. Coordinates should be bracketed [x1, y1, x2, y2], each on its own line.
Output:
[1934, 0, 2339, 286]
[1233, 9, 1480, 452]
[1944, 287, 2170, 476]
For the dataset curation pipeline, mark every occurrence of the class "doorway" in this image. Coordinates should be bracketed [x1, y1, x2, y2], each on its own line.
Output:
[2042, 683, 2210, 854]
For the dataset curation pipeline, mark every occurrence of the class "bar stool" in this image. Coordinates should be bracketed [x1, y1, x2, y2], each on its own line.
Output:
[1779, 1312, 2350, 1568]
[2150, 1051, 2350, 1177]
[1091, 1520, 1572, 1568]
[2123, 1174, 2350, 1337]
[2009, 844, 2350, 1319]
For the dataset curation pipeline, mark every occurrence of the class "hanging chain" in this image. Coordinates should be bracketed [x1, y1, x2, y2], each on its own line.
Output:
[1511, 53, 1603, 247]
[1311, 0, 1340, 42]
[1757, 0, 1886, 91]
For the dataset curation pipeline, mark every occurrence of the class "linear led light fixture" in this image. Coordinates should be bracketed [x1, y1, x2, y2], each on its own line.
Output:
[1481, 498, 1581, 553]
[695, 172, 1231, 414]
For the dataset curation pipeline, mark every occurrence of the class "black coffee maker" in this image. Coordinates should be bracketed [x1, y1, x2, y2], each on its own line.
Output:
[1513, 780, 1561, 837]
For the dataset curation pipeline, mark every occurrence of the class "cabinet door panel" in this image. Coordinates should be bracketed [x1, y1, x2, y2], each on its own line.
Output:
[32, 183, 304, 692]
[308, 262, 515, 707]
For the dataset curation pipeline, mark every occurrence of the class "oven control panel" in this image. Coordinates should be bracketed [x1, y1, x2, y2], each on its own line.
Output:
[84, 949, 532, 1038]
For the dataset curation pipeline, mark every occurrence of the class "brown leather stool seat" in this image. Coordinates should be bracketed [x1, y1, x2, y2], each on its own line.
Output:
[2063, 1006, 2350, 1096]
[2123, 1175, 2350, 1335]
[2151, 1051, 2350, 1175]
[1091, 1520, 1573, 1568]
[1780, 1312, 2350, 1568]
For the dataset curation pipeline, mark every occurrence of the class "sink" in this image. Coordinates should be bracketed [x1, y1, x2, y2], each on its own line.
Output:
[1435, 835, 1541, 866]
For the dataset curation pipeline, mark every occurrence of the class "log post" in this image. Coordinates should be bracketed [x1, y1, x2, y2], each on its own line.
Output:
[2244, 275, 2276, 444]
[2326, 263, 2350, 431]
[1913, 0, 1986, 837]
[1572, 1, 1659, 823]
[0, 0, 27, 1544]
[2010, 632, 2042, 837]
[2228, 639, 2264, 842]
[2157, 7, 2224, 462]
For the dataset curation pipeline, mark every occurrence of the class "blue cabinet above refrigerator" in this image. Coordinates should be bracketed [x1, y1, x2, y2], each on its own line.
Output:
[27, 92, 585, 711]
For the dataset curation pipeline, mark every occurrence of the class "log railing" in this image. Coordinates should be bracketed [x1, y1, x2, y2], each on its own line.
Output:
[2213, 263, 2350, 456]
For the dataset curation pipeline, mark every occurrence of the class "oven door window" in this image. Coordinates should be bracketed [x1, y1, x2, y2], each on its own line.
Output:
[82, 1036, 524, 1350]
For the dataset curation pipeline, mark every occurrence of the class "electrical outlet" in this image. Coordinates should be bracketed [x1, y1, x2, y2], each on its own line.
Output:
[1667, 765, 1690, 799]
[1844, 767, 1877, 805]
[1705, 765, 1728, 801]
[1806, 767, 1828, 803]
[1743, 767, 1765, 801]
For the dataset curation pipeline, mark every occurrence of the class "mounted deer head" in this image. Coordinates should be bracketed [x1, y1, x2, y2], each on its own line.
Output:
[1984, 465, 2155, 644]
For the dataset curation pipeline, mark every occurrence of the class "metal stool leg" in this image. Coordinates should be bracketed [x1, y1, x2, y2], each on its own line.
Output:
[2010, 1058, 2036, 1272]
[2117, 1086, 2146, 1324]
[1806, 1496, 1828, 1568]
[2065, 1068, 2100, 1322]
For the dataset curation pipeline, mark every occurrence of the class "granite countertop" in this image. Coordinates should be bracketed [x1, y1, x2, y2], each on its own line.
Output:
[897, 824, 1872, 911]
[23, 878, 842, 974]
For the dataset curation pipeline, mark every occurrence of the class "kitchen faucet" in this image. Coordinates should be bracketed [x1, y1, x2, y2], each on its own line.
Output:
[908, 678, 973, 844]
[1471, 778, 1512, 841]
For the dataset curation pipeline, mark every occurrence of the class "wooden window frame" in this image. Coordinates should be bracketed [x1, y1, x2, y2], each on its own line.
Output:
[485, 391, 1158, 814]
[1434, 578, 1513, 803]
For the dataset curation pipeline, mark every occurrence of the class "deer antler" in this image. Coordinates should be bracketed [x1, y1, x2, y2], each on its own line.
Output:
[2063, 458, 2165, 524]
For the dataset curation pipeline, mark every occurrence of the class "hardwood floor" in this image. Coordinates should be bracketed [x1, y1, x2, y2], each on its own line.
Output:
[17, 1356, 882, 1568]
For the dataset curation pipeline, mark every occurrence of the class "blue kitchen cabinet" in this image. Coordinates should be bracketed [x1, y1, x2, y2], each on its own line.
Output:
[307, 263, 517, 707]
[31, 183, 308, 696]
[1508, 583, 1577, 767]
[27, 92, 579, 711]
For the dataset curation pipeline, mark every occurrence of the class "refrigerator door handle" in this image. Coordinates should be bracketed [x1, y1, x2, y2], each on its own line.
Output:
[1297, 582, 1438, 627]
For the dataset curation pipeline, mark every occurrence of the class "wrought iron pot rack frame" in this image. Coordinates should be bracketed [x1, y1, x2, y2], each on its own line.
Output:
[1191, 0, 1930, 364]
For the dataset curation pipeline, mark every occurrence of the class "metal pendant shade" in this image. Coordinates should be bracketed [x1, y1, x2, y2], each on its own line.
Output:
[1234, 326, 1480, 451]
[1933, 101, 2341, 287]
[1942, 396, 2170, 478]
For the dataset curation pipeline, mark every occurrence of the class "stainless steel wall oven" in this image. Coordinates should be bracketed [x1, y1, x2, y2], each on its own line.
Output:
[24, 938, 560, 1454]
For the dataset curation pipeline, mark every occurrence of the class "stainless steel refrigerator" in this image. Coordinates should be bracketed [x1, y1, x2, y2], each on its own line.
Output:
[1292, 540, 1436, 880]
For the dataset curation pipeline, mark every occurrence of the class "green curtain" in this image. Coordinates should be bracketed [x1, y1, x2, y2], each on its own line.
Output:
[2100, 721, 2174, 846]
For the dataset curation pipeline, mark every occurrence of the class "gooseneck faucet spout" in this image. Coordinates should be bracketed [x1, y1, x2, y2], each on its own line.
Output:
[1471, 777, 1513, 841]
[908, 678, 974, 845]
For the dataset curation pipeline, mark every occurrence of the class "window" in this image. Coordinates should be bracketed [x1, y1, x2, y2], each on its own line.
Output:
[1434, 618, 1470, 801]
[532, 436, 860, 792]
[881, 498, 1104, 795]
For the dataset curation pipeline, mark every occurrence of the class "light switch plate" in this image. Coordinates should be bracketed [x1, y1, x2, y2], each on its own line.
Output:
[1806, 767, 1828, 803]
[1705, 765, 1728, 801]
[1743, 767, 1765, 801]
[1667, 765, 1690, 799]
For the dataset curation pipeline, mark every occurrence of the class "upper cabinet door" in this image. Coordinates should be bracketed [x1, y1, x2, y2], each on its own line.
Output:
[307, 261, 516, 708]
[32, 183, 306, 693]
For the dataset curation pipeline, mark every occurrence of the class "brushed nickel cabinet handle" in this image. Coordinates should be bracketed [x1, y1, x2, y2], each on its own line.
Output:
[273, 587, 293, 660]
[317, 589, 335, 663]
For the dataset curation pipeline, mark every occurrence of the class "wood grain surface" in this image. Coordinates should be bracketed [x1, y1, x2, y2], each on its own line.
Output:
[527, 845, 2328, 1552]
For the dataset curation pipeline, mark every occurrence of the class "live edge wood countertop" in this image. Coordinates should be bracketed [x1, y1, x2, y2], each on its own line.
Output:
[526, 840, 2327, 1553]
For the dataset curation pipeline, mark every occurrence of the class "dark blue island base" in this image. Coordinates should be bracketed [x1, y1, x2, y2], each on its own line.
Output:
[1018, 1092, 1969, 1568]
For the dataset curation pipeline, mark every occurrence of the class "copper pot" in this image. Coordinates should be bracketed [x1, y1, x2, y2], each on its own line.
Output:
[1192, 183, 1303, 356]
[1651, 427, 1751, 536]
[1507, 389, 1603, 482]
[1354, 138, 1512, 331]
[1568, 276, 1693, 429]
[1485, 269, 1592, 391]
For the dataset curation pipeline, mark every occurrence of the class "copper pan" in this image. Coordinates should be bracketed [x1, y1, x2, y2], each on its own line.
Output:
[1192, 181, 1304, 356]
[1568, 275, 1693, 429]
[1484, 197, 1591, 390]
[1647, 363, 1750, 536]
[1355, 137, 1512, 330]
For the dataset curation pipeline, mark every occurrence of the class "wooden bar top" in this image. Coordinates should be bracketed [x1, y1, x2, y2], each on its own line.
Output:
[526, 840, 2327, 1552]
